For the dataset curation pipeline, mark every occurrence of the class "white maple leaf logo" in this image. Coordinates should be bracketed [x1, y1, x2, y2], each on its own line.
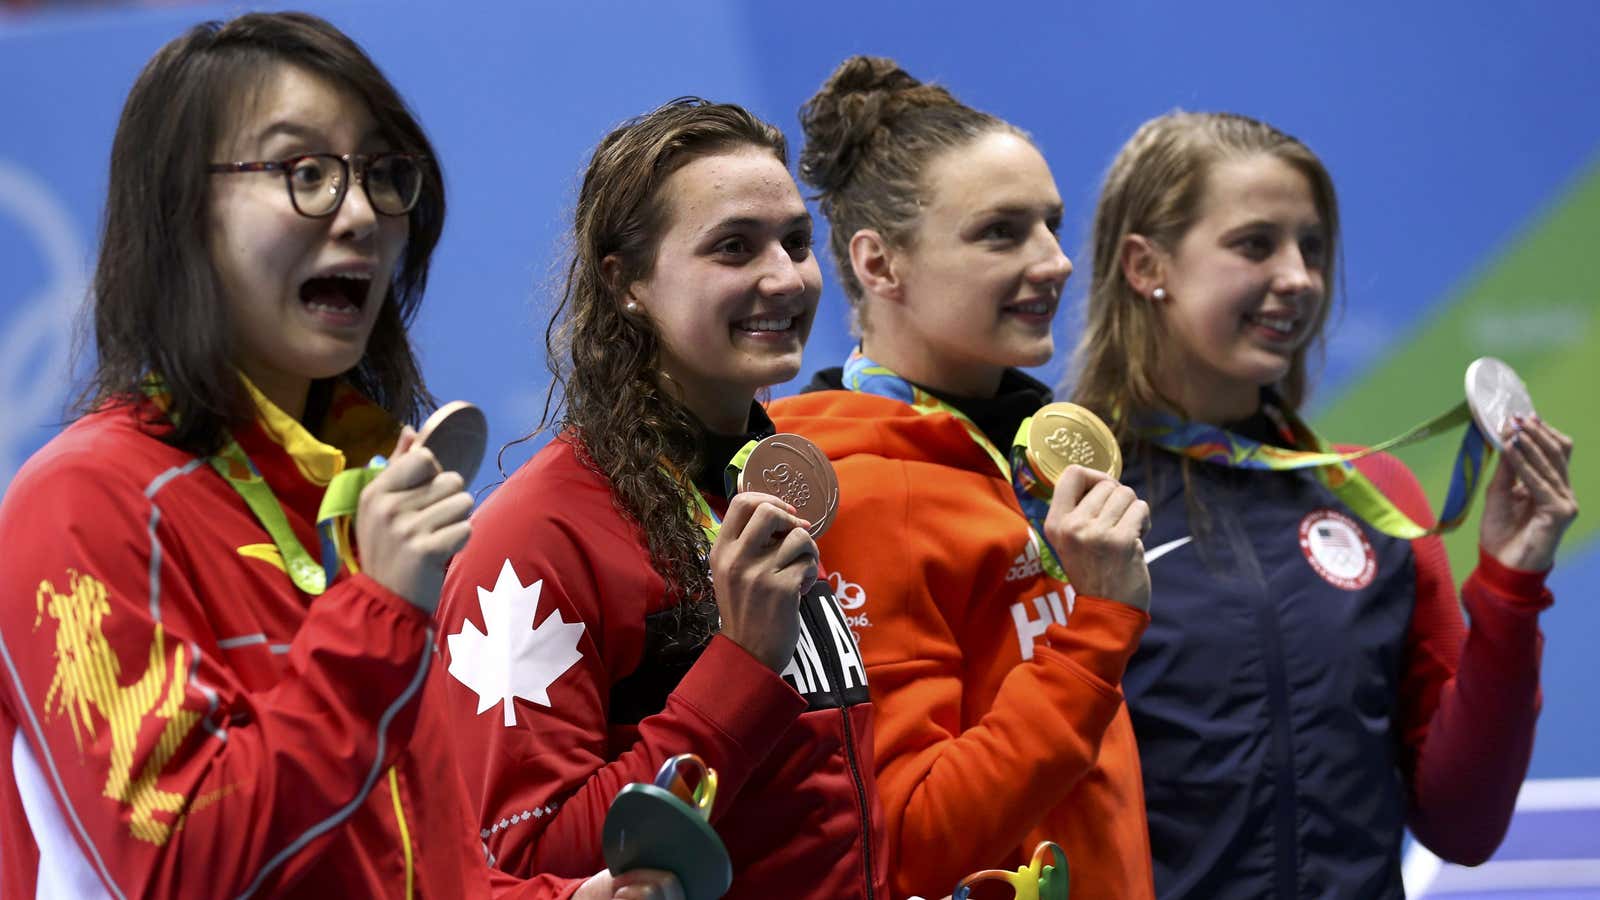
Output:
[447, 559, 585, 726]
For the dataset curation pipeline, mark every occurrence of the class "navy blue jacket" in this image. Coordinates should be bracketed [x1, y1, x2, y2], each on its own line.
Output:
[1124, 442, 1423, 899]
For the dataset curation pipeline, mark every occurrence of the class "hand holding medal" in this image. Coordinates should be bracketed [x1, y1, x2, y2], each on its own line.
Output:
[1018, 404, 1152, 613]
[704, 433, 837, 673]
[328, 401, 487, 613]
[1467, 360, 1579, 574]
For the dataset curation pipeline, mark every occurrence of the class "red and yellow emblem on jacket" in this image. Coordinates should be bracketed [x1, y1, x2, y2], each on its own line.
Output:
[35, 568, 202, 845]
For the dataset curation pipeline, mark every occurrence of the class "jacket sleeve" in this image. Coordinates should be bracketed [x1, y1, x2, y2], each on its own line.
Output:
[0, 452, 436, 898]
[434, 482, 807, 879]
[1353, 451, 1547, 865]
[822, 456, 1148, 898]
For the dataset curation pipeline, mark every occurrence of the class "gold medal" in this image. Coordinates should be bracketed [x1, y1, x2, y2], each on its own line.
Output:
[1025, 402, 1122, 485]
[737, 433, 840, 538]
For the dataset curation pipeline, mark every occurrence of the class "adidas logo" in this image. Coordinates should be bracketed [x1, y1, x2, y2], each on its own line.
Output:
[1005, 535, 1044, 582]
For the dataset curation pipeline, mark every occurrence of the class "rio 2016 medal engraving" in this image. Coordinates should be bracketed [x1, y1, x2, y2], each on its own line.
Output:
[1465, 357, 1537, 452]
[416, 400, 488, 484]
[737, 433, 840, 538]
[1026, 402, 1122, 484]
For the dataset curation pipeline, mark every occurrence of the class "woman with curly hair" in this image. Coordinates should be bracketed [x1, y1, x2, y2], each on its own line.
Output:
[435, 98, 887, 899]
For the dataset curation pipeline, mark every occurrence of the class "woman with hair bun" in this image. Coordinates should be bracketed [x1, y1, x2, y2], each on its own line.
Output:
[771, 57, 1155, 899]
[1072, 110, 1577, 898]
[434, 98, 887, 899]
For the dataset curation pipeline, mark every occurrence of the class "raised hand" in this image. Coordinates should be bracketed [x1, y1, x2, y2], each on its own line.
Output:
[708, 491, 818, 671]
[1044, 465, 1152, 612]
[355, 425, 475, 613]
[1480, 415, 1579, 573]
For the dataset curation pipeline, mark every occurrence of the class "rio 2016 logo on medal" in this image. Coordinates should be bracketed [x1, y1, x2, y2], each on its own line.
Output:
[738, 433, 840, 538]
[1298, 509, 1377, 591]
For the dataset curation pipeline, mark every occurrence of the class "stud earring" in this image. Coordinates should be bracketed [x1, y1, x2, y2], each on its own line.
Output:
[1151, 287, 1168, 302]
[624, 300, 642, 314]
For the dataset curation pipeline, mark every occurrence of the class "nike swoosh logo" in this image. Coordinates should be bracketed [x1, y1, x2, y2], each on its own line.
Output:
[1144, 536, 1193, 564]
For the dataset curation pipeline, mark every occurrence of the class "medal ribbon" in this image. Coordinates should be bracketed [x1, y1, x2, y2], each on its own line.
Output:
[842, 349, 1069, 583]
[1137, 398, 1487, 538]
[146, 380, 386, 595]
[669, 439, 760, 547]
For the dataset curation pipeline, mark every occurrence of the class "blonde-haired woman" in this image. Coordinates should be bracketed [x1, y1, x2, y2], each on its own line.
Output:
[1074, 110, 1578, 898]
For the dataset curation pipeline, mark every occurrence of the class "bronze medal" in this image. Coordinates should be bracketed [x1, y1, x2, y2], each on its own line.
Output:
[737, 433, 840, 538]
[1025, 402, 1122, 485]
[417, 400, 489, 484]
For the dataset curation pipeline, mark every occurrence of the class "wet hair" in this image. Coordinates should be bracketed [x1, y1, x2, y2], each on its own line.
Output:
[1071, 111, 1340, 436]
[81, 11, 444, 453]
[541, 97, 788, 631]
[797, 55, 1025, 333]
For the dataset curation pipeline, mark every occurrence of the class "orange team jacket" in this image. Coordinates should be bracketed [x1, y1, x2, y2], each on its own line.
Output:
[772, 381, 1156, 900]
[0, 387, 580, 900]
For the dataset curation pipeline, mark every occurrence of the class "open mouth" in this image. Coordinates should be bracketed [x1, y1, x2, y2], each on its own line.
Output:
[299, 272, 370, 323]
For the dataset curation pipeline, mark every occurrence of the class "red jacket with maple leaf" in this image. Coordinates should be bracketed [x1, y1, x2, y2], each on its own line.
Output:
[434, 430, 889, 900]
[0, 393, 581, 900]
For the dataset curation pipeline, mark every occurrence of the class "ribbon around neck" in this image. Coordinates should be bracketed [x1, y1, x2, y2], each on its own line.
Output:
[842, 348, 1070, 583]
[668, 438, 761, 549]
[146, 379, 386, 595]
[1136, 397, 1487, 538]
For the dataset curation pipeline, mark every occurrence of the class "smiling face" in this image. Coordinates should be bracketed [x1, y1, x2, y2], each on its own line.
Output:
[206, 62, 409, 416]
[623, 146, 821, 431]
[1155, 153, 1328, 420]
[874, 130, 1070, 396]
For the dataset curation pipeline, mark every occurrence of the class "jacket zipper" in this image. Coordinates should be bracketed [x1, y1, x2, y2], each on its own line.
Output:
[800, 594, 877, 900]
[1254, 581, 1301, 898]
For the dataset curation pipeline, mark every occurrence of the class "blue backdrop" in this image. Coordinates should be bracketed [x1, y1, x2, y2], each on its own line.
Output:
[3, 0, 1596, 790]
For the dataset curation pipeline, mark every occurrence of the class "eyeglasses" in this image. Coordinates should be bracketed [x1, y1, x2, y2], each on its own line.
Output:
[954, 841, 1070, 900]
[207, 152, 428, 218]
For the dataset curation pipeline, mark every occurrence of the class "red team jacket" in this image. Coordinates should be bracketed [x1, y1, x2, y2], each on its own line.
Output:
[0, 390, 580, 899]
[434, 430, 889, 899]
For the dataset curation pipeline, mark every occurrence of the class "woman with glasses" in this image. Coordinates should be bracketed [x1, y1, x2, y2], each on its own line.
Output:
[0, 13, 676, 899]
[1073, 111, 1577, 898]
[769, 57, 1155, 899]
[433, 98, 888, 898]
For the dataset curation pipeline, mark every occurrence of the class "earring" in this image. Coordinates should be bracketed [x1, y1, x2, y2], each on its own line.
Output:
[1151, 287, 1168, 302]
[624, 300, 642, 314]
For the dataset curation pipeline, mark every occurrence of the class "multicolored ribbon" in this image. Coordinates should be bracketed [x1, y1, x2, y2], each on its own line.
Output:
[671, 439, 760, 547]
[843, 349, 1069, 583]
[1137, 397, 1487, 538]
[147, 380, 385, 595]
